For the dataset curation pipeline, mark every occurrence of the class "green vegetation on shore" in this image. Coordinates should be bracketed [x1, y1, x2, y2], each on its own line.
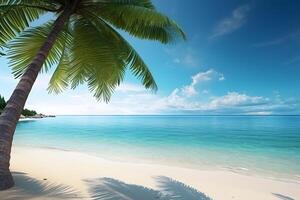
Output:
[0, 95, 37, 117]
[0, 95, 5, 113]
[21, 109, 37, 117]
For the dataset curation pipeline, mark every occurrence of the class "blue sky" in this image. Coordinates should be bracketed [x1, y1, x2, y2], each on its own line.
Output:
[0, 0, 300, 115]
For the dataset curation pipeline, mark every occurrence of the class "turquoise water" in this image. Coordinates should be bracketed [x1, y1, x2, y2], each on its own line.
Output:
[14, 116, 300, 181]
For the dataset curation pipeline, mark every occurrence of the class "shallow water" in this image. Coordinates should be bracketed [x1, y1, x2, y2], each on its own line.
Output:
[14, 115, 300, 181]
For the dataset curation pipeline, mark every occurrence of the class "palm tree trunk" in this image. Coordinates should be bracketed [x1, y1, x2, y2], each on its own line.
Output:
[0, 8, 72, 190]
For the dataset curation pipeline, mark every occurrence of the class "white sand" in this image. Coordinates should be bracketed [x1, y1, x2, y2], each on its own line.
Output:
[1, 146, 299, 200]
[18, 118, 39, 122]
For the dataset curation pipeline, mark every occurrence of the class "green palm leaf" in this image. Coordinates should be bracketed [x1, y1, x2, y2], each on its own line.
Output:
[66, 17, 128, 102]
[81, 0, 156, 9]
[0, 0, 58, 48]
[48, 10, 159, 102]
[82, 9, 158, 91]
[47, 30, 72, 94]
[2, 0, 185, 102]
[85, 4, 186, 43]
[7, 21, 69, 78]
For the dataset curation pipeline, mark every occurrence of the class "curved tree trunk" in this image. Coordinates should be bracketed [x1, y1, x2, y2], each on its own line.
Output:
[0, 8, 72, 190]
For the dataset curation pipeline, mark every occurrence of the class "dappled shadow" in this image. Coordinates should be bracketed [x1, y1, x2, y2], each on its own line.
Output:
[156, 176, 212, 200]
[86, 178, 161, 200]
[0, 171, 82, 200]
[1, 172, 212, 199]
[85, 176, 212, 200]
[272, 193, 295, 200]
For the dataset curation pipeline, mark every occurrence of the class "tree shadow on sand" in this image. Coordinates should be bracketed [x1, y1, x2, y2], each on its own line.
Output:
[272, 193, 295, 200]
[155, 176, 212, 200]
[0, 171, 82, 200]
[85, 176, 212, 200]
[1, 172, 211, 200]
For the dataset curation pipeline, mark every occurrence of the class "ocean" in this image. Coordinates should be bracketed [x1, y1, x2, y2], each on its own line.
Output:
[14, 115, 300, 182]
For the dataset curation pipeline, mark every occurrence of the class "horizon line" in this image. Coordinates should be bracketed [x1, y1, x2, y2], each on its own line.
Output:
[51, 114, 300, 117]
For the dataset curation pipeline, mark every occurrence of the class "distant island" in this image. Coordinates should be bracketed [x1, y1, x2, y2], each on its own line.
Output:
[0, 95, 55, 119]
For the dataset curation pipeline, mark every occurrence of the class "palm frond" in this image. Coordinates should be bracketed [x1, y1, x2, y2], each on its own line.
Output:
[2, 0, 185, 103]
[7, 21, 69, 78]
[66, 17, 127, 102]
[85, 4, 186, 43]
[0, 0, 58, 48]
[81, 0, 156, 9]
[0, 45, 6, 56]
[82, 9, 157, 92]
[47, 31, 72, 94]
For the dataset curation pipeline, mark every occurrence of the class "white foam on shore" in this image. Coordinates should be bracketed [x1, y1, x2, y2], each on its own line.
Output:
[19, 118, 40, 122]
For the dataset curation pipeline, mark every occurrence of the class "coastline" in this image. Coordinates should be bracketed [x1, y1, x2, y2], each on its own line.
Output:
[18, 118, 40, 122]
[2, 146, 299, 200]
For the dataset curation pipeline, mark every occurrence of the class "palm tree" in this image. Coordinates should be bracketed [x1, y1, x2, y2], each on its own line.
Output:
[0, 0, 185, 190]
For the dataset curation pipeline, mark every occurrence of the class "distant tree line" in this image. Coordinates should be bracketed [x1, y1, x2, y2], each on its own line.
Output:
[0, 95, 37, 117]
[21, 109, 37, 117]
[0, 95, 6, 112]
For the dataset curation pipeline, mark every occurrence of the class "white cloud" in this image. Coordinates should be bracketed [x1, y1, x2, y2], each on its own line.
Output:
[27, 91, 161, 115]
[219, 74, 225, 81]
[18, 71, 299, 116]
[246, 111, 272, 115]
[25, 83, 298, 115]
[209, 92, 269, 108]
[161, 91, 269, 112]
[253, 31, 300, 48]
[162, 90, 299, 115]
[181, 69, 224, 96]
[26, 81, 162, 115]
[181, 54, 199, 67]
[115, 83, 146, 93]
[172, 54, 199, 67]
[166, 47, 200, 67]
[210, 4, 250, 39]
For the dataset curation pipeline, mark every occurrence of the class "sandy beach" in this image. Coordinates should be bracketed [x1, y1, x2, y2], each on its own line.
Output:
[0, 146, 299, 200]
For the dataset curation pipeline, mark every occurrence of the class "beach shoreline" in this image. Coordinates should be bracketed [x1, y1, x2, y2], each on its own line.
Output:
[12, 144, 300, 184]
[2, 146, 299, 200]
